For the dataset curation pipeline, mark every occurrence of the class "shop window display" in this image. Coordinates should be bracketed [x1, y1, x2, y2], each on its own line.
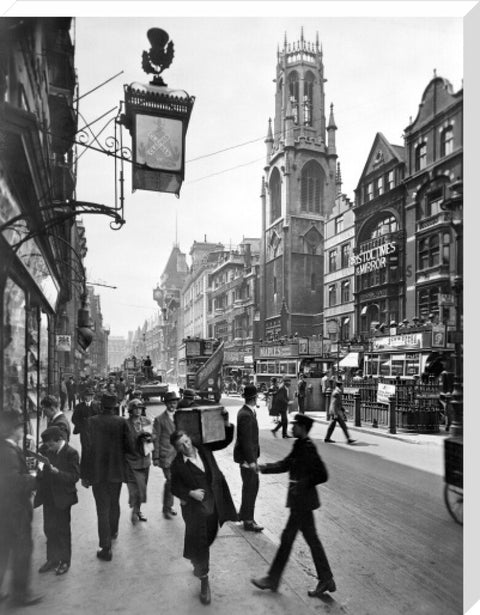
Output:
[3, 278, 26, 412]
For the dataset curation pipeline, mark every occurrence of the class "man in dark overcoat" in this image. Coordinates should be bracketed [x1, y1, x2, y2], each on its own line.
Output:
[271, 377, 293, 438]
[71, 388, 97, 451]
[0, 411, 42, 606]
[34, 427, 80, 576]
[251, 413, 336, 598]
[170, 420, 237, 605]
[80, 392, 132, 561]
[233, 384, 263, 532]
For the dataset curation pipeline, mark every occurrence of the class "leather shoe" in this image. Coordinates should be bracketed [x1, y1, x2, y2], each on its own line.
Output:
[137, 511, 148, 521]
[308, 577, 336, 597]
[55, 561, 69, 575]
[271, 429, 277, 438]
[168, 508, 177, 516]
[347, 439, 356, 445]
[324, 439, 335, 443]
[96, 548, 112, 561]
[38, 560, 57, 573]
[251, 576, 278, 592]
[163, 510, 173, 519]
[10, 594, 44, 607]
[243, 520, 264, 532]
[199, 576, 211, 605]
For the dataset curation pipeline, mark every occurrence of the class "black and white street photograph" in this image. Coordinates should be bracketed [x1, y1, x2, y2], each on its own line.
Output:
[0, 2, 476, 614]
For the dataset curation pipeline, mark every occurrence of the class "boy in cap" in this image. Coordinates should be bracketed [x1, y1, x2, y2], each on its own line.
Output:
[152, 391, 180, 519]
[34, 426, 80, 576]
[40, 395, 71, 443]
[251, 413, 336, 597]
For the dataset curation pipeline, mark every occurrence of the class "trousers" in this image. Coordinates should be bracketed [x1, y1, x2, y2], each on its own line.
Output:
[269, 509, 332, 584]
[272, 409, 288, 437]
[92, 482, 122, 550]
[238, 465, 259, 521]
[43, 504, 72, 564]
[162, 467, 174, 511]
[325, 413, 351, 441]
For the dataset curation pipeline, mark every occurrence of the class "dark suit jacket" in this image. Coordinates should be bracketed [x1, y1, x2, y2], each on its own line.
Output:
[0, 438, 36, 523]
[34, 443, 80, 509]
[171, 425, 237, 560]
[72, 401, 97, 435]
[80, 413, 131, 484]
[233, 404, 260, 465]
[273, 384, 291, 413]
[48, 412, 71, 442]
[261, 436, 328, 511]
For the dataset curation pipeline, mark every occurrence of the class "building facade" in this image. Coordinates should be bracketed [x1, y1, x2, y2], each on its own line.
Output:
[260, 30, 339, 340]
[0, 18, 82, 422]
[108, 335, 127, 371]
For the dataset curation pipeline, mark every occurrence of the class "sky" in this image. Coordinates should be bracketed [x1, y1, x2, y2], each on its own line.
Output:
[2, 2, 469, 338]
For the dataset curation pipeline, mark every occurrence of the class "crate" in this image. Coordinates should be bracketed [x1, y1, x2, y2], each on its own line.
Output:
[444, 437, 463, 489]
[175, 406, 226, 444]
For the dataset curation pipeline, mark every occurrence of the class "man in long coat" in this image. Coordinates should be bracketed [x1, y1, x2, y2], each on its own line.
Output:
[80, 393, 131, 561]
[71, 388, 97, 451]
[251, 413, 336, 597]
[152, 391, 179, 519]
[170, 421, 237, 605]
[324, 380, 355, 444]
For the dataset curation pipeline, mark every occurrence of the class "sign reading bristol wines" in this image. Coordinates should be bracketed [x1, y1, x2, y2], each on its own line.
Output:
[350, 241, 397, 275]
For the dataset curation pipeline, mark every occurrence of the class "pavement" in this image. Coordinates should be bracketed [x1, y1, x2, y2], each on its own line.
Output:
[0, 395, 451, 615]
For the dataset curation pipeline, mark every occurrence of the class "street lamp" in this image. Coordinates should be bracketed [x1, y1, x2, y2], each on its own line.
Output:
[441, 179, 463, 437]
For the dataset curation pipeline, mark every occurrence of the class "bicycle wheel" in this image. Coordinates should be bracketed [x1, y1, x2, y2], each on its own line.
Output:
[444, 484, 463, 525]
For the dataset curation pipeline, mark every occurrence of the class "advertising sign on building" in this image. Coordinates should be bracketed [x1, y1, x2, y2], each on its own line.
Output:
[431, 325, 447, 348]
[308, 340, 323, 355]
[377, 383, 396, 404]
[298, 338, 309, 355]
[259, 344, 298, 358]
[350, 241, 397, 276]
[56, 335, 71, 352]
[372, 332, 424, 350]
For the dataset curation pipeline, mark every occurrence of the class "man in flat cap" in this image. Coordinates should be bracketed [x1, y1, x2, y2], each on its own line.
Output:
[152, 391, 180, 519]
[80, 392, 132, 561]
[34, 426, 80, 576]
[251, 413, 336, 598]
[325, 379, 355, 444]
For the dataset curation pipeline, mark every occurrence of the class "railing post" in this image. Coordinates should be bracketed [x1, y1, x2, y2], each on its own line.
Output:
[388, 394, 396, 434]
[354, 391, 361, 427]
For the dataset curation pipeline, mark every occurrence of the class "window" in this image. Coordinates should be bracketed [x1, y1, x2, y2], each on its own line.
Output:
[418, 286, 446, 320]
[328, 285, 336, 307]
[415, 142, 427, 171]
[340, 318, 350, 341]
[387, 170, 395, 191]
[335, 215, 344, 234]
[367, 183, 373, 201]
[301, 161, 323, 213]
[370, 214, 398, 238]
[310, 273, 316, 291]
[376, 176, 384, 196]
[418, 234, 440, 270]
[341, 244, 350, 268]
[426, 190, 443, 218]
[341, 280, 350, 303]
[442, 232, 450, 265]
[440, 127, 454, 157]
[273, 276, 277, 294]
[288, 72, 299, 124]
[303, 72, 314, 126]
[269, 167, 282, 223]
[328, 249, 337, 273]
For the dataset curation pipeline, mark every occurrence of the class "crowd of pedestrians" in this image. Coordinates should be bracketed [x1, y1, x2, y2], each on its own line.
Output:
[0, 374, 340, 608]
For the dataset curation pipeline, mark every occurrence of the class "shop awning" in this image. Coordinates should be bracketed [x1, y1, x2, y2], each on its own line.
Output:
[339, 352, 360, 368]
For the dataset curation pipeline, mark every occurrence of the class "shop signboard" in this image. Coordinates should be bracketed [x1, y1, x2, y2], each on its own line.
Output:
[431, 325, 447, 348]
[372, 332, 424, 350]
[377, 383, 396, 404]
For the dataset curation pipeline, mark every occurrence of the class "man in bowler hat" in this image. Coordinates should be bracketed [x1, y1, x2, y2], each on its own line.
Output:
[80, 392, 132, 561]
[251, 413, 336, 597]
[233, 384, 263, 532]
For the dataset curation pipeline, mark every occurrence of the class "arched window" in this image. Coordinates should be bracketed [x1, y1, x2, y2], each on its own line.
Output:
[269, 167, 282, 223]
[300, 160, 323, 213]
[303, 72, 314, 126]
[370, 214, 398, 238]
[415, 142, 427, 171]
[440, 127, 454, 157]
[288, 72, 299, 124]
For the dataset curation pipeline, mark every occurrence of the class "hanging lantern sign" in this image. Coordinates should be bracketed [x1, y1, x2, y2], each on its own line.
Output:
[120, 28, 195, 196]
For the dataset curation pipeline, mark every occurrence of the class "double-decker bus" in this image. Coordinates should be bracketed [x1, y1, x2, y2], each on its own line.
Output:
[177, 338, 224, 403]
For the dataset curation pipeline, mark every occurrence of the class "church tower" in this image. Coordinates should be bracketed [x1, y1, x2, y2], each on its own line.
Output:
[260, 29, 338, 339]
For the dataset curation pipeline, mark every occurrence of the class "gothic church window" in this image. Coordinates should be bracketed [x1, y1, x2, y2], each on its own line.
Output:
[269, 167, 282, 222]
[288, 72, 299, 124]
[303, 72, 314, 126]
[300, 160, 323, 213]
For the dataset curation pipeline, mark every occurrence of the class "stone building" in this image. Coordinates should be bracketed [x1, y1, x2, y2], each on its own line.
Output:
[259, 29, 340, 340]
